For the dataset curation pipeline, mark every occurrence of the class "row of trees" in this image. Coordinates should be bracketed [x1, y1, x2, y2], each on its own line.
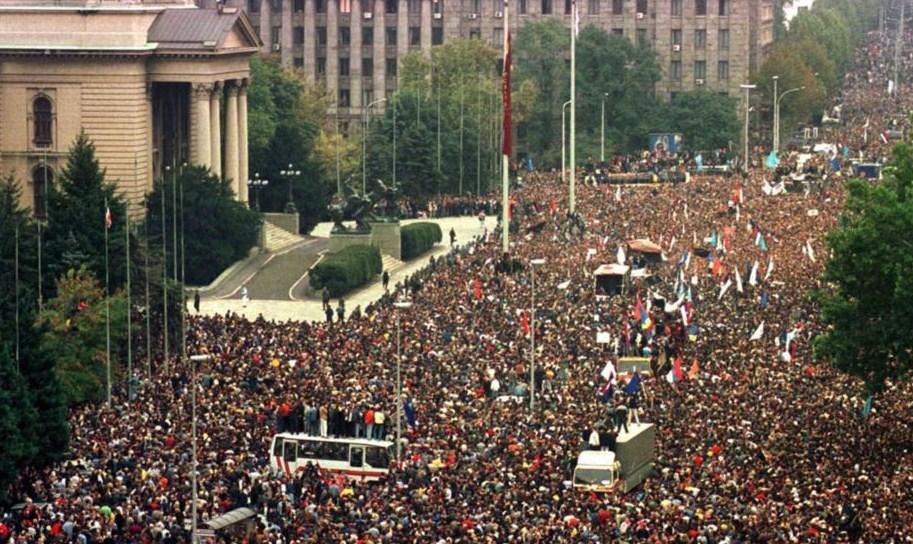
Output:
[0, 134, 261, 499]
[758, 0, 880, 145]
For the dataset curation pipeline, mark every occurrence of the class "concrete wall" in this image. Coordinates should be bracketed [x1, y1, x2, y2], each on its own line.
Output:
[263, 212, 300, 234]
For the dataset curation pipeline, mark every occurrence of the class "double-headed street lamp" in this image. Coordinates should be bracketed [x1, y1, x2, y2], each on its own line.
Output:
[529, 258, 546, 410]
[772, 77, 804, 153]
[279, 164, 300, 213]
[393, 300, 412, 462]
[247, 172, 269, 211]
[601, 92, 609, 162]
[188, 353, 213, 544]
[740, 83, 757, 171]
[363, 97, 387, 195]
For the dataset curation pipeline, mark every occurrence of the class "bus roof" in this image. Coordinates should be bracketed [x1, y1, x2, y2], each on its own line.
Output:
[576, 450, 616, 468]
[274, 433, 394, 448]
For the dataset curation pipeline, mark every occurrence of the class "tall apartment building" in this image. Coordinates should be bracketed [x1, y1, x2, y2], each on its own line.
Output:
[215, 0, 773, 130]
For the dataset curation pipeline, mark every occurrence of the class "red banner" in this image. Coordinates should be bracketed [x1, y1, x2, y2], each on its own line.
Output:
[501, 32, 512, 157]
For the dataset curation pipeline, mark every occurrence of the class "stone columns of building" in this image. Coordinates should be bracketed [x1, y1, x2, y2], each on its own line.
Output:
[304, 0, 317, 79]
[145, 83, 154, 193]
[373, 0, 385, 99]
[239, 79, 250, 203]
[281, 0, 294, 67]
[259, 0, 272, 54]
[420, 0, 431, 54]
[224, 81, 241, 197]
[210, 82, 223, 178]
[192, 82, 213, 169]
[327, 0, 339, 95]
[351, 0, 364, 109]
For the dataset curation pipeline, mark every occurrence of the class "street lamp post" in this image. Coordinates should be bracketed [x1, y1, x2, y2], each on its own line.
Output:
[188, 353, 213, 544]
[363, 97, 387, 195]
[279, 164, 300, 212]
[393, 300, 412, 462]
[561, 100, 571, 187]
[601, 93, 609, 162]
[529, 258, 545, 410]
[774, 86, 804, 153]
[740, 84, 757, 171]
[247, 173, 269, 211]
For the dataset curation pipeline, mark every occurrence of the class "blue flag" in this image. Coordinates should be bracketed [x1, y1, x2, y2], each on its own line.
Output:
[830, 158, 841, 172]
[695, 154, 704, 172]
[765, 151, 779, 169]
[758, 235, 768, 252]
[760, 290, 769, 308]
[861, 395, 873, 419]
[404, 398, 417, 427]
[623, 372, 642, 395]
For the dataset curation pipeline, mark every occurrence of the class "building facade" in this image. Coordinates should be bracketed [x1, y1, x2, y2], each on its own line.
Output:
[0, 0, 260, 216]
[230, 0, 773, 126]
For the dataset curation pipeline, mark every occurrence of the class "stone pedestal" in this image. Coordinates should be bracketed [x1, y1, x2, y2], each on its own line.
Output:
[369, 221, 401, 260]
[328, 231, 373, 254]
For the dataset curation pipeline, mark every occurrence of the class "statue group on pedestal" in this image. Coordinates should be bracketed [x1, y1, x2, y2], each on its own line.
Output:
[329, 180, 401, 233]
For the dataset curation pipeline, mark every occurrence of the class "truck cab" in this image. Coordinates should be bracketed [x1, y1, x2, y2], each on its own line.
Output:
[573, 423, 655, 493]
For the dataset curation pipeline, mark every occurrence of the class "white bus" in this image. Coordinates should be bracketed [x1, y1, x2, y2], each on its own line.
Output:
[270, 434, 394, 481]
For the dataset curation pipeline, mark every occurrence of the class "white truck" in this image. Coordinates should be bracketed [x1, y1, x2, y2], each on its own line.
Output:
[573, 423, 655, 493]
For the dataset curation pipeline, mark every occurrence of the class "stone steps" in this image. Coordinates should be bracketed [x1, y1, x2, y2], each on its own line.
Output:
[263, 221, 305, 253]
[381, 254, 404, 275]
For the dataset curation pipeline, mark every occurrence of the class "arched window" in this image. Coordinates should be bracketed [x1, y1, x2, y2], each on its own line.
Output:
[32, 165, 53, 220]
[33, 96, 53, 147]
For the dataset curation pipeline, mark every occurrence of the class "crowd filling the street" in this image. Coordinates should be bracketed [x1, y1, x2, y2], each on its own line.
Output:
[5, 25, 913, 544]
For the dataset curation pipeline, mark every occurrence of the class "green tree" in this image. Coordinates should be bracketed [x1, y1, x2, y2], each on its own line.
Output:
[38, 267, 129, 406]
[43, 131, 129, 299]
[660, 91, 740, 151]
[758, 45, 827, 145]
[247, 56, 327, 233]
[814, 143, 913, 394]
[0, 176, 38, 355]
[145, 166, 261, 287]
[0, 344, 38, 500]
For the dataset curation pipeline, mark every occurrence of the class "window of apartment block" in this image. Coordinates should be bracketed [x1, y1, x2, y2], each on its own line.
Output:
[363, 57, 373, 74]
[695, 29, 706, 49]
[317, 57, 327, 75]
[362, 27, 374, 45]
[294, 0, 304, 11]
[316, 0, 326, 12]
[340, 0, 351, 12]
[339, 89, 351, 107]
[718, 0, 728, 15]
[293, 26, 305, 44]
[695, 0, 706, 15]
[612, 0, 622, 15]
[670, 0, 681, 16]
[340, 27, 351, 45]
[294, 57, 304, 68]
[271, 0, 281, 9]
[340, 57, 350, 75]
[671, 29, 681, 46]
[433, 0, 443, 14]
[386, 27, 397, 46]
[409, 27, 421, 46]
[588, 0, 598, 14]
[249, 0, 259, 13]
[386, 58, 397, 76]
[542, 0, 552, 15]
[635, 0, 646, 15]
[364, 0, 375, 12]
[317, 27, 327, 45]
[519, 0, 527, 14]
[636, 28, 647, 45]
[671, 60, 681, 80]
[432, 26, 444, 44]
[694, 60, 706, 80]
[718, 29, 729, 51]
[493, 27, 503, 45]
[469, 27, 481, 40]
[565, 0, 571, 15]
[612, 28, 623, 35]
[340, 121, 350, 135]
[718, 60, 729, 79]
[385, 0, 397, 13]
[271, 26, 280, 45]
[472, 0, 481, 14]
[409, 0, 420, 13]
[364, 89, 374, 104]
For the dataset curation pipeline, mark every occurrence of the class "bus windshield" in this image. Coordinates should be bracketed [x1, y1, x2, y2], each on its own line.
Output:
[574, 468, 614, 486]
[365, 446, 390, 468]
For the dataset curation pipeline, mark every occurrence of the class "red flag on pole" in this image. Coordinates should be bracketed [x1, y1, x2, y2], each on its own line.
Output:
[105, 206, 113, 230]
[501, 32, 512, 157]
[520, 310, 529, 337]
[474, 277, 482, 300]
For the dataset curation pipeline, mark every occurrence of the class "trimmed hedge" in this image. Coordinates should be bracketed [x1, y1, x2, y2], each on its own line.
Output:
[309, 245, 382, 297]
[401, 222, 443, 260]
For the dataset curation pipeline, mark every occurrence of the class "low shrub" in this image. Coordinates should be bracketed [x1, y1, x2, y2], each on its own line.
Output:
[309, 244, 382, 297]
[401, 222, 443, 260]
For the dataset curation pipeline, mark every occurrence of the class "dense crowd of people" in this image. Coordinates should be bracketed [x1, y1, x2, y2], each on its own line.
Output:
[4, 25, 913, 544]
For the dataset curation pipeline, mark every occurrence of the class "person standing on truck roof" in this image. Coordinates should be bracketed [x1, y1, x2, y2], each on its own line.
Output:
[588, 429, 601, 451]
[615, 394, 629, 434]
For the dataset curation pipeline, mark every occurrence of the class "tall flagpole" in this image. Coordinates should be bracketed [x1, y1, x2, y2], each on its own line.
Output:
[180, 180, 187, 362]
[569, 0, 577, 214]
[162, 167, 170, 374]
[104, 198, 112, 406]
[144, 198, 152, 377]
[126, 185, 133, 398]
[501, 0, 511, 255]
